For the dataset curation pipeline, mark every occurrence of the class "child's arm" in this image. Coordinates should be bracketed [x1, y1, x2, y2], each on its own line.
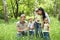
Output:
[32, 24, 34, 29]
[47, 24, 50, 32]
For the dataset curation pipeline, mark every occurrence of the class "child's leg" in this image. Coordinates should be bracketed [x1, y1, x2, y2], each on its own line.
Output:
[31, 31, 34, 36]
[29, 31, 34, 36]
[43, 32, 50, 40]
[29, 31, 34, 40]
[29, 31, 31, 36]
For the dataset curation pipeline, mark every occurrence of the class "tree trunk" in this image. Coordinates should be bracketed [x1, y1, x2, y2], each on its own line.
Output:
[10, 0, 15, 18]
[54, 0, 56, 17]
[2, 0, 8, 22]
[58, 9, 60, 21]
[15, 0, 18, 19]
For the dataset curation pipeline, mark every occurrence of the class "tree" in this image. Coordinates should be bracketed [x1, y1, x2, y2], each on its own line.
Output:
[10, 0, 15, 18]
[58, 10, 60, 21]
[54, 0, 56, 17]
[2, 0, 8, 22]
[57, 0, 60, 21]
[15, 0, 19, 19]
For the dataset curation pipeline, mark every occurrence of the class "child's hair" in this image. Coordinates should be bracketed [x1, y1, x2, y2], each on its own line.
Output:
[28, 17, 33, 22]
[42, 18, 48, 28]
[44, 18, 48, 23]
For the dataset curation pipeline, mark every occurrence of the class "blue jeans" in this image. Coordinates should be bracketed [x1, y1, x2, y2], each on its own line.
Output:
[29, 31, 34, 36]
[17, 31, 27, 37]
[34, 22, 43, 38]
[17, 31, 27, 40]
[43, 32, 50, 40]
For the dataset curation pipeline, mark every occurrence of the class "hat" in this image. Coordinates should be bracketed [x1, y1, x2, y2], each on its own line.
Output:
[29, 17, 33, 19]
[21, 14, 25, 17]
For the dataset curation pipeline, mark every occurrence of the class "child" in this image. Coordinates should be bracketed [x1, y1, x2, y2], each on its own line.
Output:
[43, 18, 50, 40]
[28, 17, 34, 36]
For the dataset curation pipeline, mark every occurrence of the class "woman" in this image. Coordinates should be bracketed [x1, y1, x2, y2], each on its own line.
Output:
[35, 7, 50, 23]
[34, 7, 50, 38]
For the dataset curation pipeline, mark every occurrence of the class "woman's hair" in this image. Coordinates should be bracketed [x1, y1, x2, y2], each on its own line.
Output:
[38, 7, 46, 20]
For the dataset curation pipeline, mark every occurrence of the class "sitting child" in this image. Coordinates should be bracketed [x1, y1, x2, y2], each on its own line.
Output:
[28, 17, 34, 36]
[43, 18, 50, 40]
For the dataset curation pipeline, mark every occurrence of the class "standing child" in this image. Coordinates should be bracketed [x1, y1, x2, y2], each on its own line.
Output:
[43, 18, 50, 40]
[28, 17, 34, 36]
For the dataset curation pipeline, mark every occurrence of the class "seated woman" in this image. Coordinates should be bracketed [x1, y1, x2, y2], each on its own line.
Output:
[16, 14, 28, 37]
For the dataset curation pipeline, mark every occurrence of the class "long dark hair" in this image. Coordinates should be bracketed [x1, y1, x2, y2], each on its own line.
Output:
[38, 7, 46, 20]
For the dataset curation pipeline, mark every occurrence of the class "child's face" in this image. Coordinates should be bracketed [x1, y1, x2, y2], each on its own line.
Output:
[29, 18, 33, 22]
[44, 18, 48, 23]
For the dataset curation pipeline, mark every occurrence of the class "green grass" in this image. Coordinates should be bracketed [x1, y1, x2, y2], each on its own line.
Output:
[0, 17, 60, 40]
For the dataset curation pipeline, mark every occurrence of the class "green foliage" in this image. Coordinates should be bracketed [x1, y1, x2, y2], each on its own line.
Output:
[0, 10, 4, 19]
[0, 0, 3, 5]
[9, 0, 54, 18]
[0, 0, 60, 19]
[6, 0, 54, 18]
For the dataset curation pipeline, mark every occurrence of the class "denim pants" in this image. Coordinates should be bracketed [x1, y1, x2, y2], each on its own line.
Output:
[34, 22, 43, 38]
[43, 32, 50, 40]
[29, 31, 34, 36]
[17, 31, 27, 37]
[17, 31, 27, 40]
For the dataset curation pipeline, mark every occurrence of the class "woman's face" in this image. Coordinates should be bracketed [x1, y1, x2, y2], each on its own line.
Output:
[21, 16, 25, 21]
[29, 18, 33, 22]
[36, 10, 42, 15]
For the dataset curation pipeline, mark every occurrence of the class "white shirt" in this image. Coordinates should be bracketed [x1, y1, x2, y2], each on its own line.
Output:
[28, 22, 34, 31]
[43, 23, 49, 32]
[34, 12, 50, 24]
[35, 14, 42, 23]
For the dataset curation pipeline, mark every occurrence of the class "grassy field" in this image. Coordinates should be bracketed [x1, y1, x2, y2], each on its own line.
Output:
[0, 17, 60, 40]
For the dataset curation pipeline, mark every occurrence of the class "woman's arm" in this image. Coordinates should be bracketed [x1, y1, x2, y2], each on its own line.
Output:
[45, 13, 50, 24]
[17, 27, 24, 32]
